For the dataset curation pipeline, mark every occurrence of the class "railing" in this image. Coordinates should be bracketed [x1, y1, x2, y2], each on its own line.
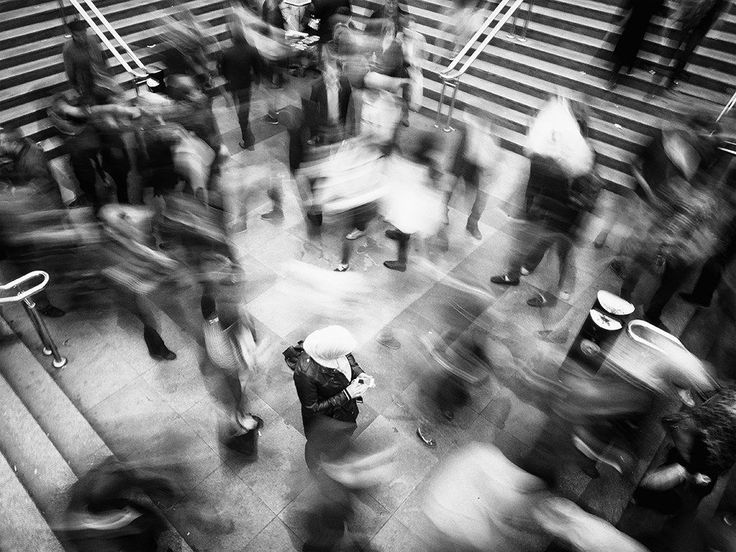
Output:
[0, 271, 67, 368]
[717, 90, 736, 123]
[434, 0, 529, 132]
[64, 0, 151, 92]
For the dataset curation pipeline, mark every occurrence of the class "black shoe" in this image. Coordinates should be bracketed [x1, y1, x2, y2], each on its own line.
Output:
[679, 292, 710, 308]
[260, 209, 283, 221]
[37, 304, 66, 318]
[527, 292, 557, 308]
[490, 273, 519, 286]
[383, 260, 406, 272]
[466, 222, 482, 240]
[144, 326, 177, 362]
[238, 141, 255, 151]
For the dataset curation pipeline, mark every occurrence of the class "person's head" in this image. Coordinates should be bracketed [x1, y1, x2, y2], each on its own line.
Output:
[302, 325, 356, 368]
[0, 127, 25, 159]
[68, 19, 88, 45]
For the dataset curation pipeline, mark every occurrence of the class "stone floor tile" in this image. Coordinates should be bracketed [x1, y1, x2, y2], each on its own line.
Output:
[55, 342, 141, 414]
[244, 517, 303, 552]
[370, 516, 428, 552]
[142, 355, 211, 416]
[230, 418, 311, 514]
[174, 465, 277, 551]
[356, 415, 439, 513]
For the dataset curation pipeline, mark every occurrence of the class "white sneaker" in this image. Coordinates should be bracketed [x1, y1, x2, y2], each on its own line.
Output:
[520, 266, 531, 276]
[345, 228, 366, 240]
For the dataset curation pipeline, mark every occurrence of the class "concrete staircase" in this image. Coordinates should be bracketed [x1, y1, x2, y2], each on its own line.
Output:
[0, 0, 230, 157]
[0, 315, 196, 552]
[357, 0, 736, 192]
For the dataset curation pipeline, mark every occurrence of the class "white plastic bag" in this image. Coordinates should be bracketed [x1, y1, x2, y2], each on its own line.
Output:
[526, 96, 594, 178]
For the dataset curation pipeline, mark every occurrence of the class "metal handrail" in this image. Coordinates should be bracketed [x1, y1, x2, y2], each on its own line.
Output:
[717, 90, 736, 123]
[67, 0, 147, 81]
[80, 0, 148, 73]
[0, 271, 67, 368]
[435, 0, 528, 132]
[0, 271, 50, 303]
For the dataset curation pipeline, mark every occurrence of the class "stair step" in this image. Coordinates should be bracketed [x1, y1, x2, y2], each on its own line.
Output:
[0, 371, 76, 527]
[0, 452, 65, 552]
[0, 316, 108, 476]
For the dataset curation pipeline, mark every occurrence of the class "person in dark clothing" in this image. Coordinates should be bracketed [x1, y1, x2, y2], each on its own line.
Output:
[219, 28, 263, 150]
[292, 325, 371, 472]
[310, 0, 351, 44]
[491, 155, 589, 306]
[608, 0, 667, 87]
[680, 214, 736, 307]
[0, 128, 67, 317]
[662, 0, 728, 89]
[62, 19, 112, 105]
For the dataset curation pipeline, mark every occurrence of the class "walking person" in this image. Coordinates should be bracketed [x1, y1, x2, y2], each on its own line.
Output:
[608, 0, 666, 88]
[444, 107, 499, 240]
[219, 19, 263, 151]
[292, 325, 374, 472]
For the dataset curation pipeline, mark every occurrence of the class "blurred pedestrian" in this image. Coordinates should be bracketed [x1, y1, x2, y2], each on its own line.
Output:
[63, 19, 116, 105]
[220, 18, 264, 151]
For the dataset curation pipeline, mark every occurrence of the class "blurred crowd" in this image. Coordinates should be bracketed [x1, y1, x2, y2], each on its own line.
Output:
[1, 0, 736, 550]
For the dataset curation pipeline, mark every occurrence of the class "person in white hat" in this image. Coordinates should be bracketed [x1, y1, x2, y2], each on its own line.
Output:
[293, 325, 374, 471]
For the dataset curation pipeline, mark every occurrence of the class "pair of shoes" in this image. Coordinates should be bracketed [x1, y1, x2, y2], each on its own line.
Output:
[37, 304, 66, 318]
[260, 209, 283, 221]
[466, 222, 482, 240]
[385, 228, 402, 240]
[345, 228, 366, 240]
[490, 273, 519, 286]
[527, 292, 556, 308]
[238, 141, 255, 151]
[679, 292, 710, 308]
[334, 263, 349, 272]
[384, 260, 406, 272]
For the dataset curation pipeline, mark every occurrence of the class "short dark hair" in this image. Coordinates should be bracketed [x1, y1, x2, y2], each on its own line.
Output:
[68, 19, 87, 32]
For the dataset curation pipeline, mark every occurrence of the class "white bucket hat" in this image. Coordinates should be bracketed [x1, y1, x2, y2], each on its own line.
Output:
[303, 325, 356, 369]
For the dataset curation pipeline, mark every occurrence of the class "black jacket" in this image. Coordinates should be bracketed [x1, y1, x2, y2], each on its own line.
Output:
[293, 352, 363, 436]
[219, 39, 263, 94]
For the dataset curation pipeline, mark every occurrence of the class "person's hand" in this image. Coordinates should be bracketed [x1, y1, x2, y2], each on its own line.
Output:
[690, 472, 712, 486]
[345, 378, 369, 399]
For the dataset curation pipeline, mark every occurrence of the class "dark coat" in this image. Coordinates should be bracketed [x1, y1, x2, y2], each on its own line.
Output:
[219, 39, 263, 94]
[305, 75, 353, 140]
[293, 352, 363, 437]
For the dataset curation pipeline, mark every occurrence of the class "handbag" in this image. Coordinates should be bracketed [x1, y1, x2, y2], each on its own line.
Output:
[282, 340, 305, 371]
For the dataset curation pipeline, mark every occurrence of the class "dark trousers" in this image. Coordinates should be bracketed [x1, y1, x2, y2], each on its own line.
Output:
[100, 145, 130, 204]
[446, 160, 487, 227]
[666, 2, 726, 85]
[645, 261, 692, 319]
[233, 89, 254, 147]
[687, 235, 736, 305]
[340, 204, 377, 265]
[508, 225, 575, 292]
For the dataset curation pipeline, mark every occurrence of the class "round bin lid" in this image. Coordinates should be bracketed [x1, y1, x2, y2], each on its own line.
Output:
[590, 309, 623, 331]
[597, 290, 635, 316]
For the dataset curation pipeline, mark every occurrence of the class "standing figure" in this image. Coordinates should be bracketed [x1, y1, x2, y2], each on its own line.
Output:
[220, 20, 263, 150]
[608, 0, 666, 87]
[445, 108, 499, 240]
[292, 326, 373, 472]
[63, 19, 114, 105]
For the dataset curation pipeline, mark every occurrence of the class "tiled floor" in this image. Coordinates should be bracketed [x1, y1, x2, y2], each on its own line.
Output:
[0, 78, 706, 550]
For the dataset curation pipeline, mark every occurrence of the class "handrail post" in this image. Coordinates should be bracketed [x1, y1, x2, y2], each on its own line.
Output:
[434, 79, 448, 128]
[443, 79, 459, 133]
[20, 295, 67, 369]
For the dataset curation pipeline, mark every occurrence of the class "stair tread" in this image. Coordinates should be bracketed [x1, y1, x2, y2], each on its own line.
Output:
[0, 316, 109, 477]
[0, 452, 65, 552]
[0, 371, 76, 524]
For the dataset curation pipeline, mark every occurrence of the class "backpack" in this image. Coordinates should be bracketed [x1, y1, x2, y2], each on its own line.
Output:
[283, 340, 305, 370]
